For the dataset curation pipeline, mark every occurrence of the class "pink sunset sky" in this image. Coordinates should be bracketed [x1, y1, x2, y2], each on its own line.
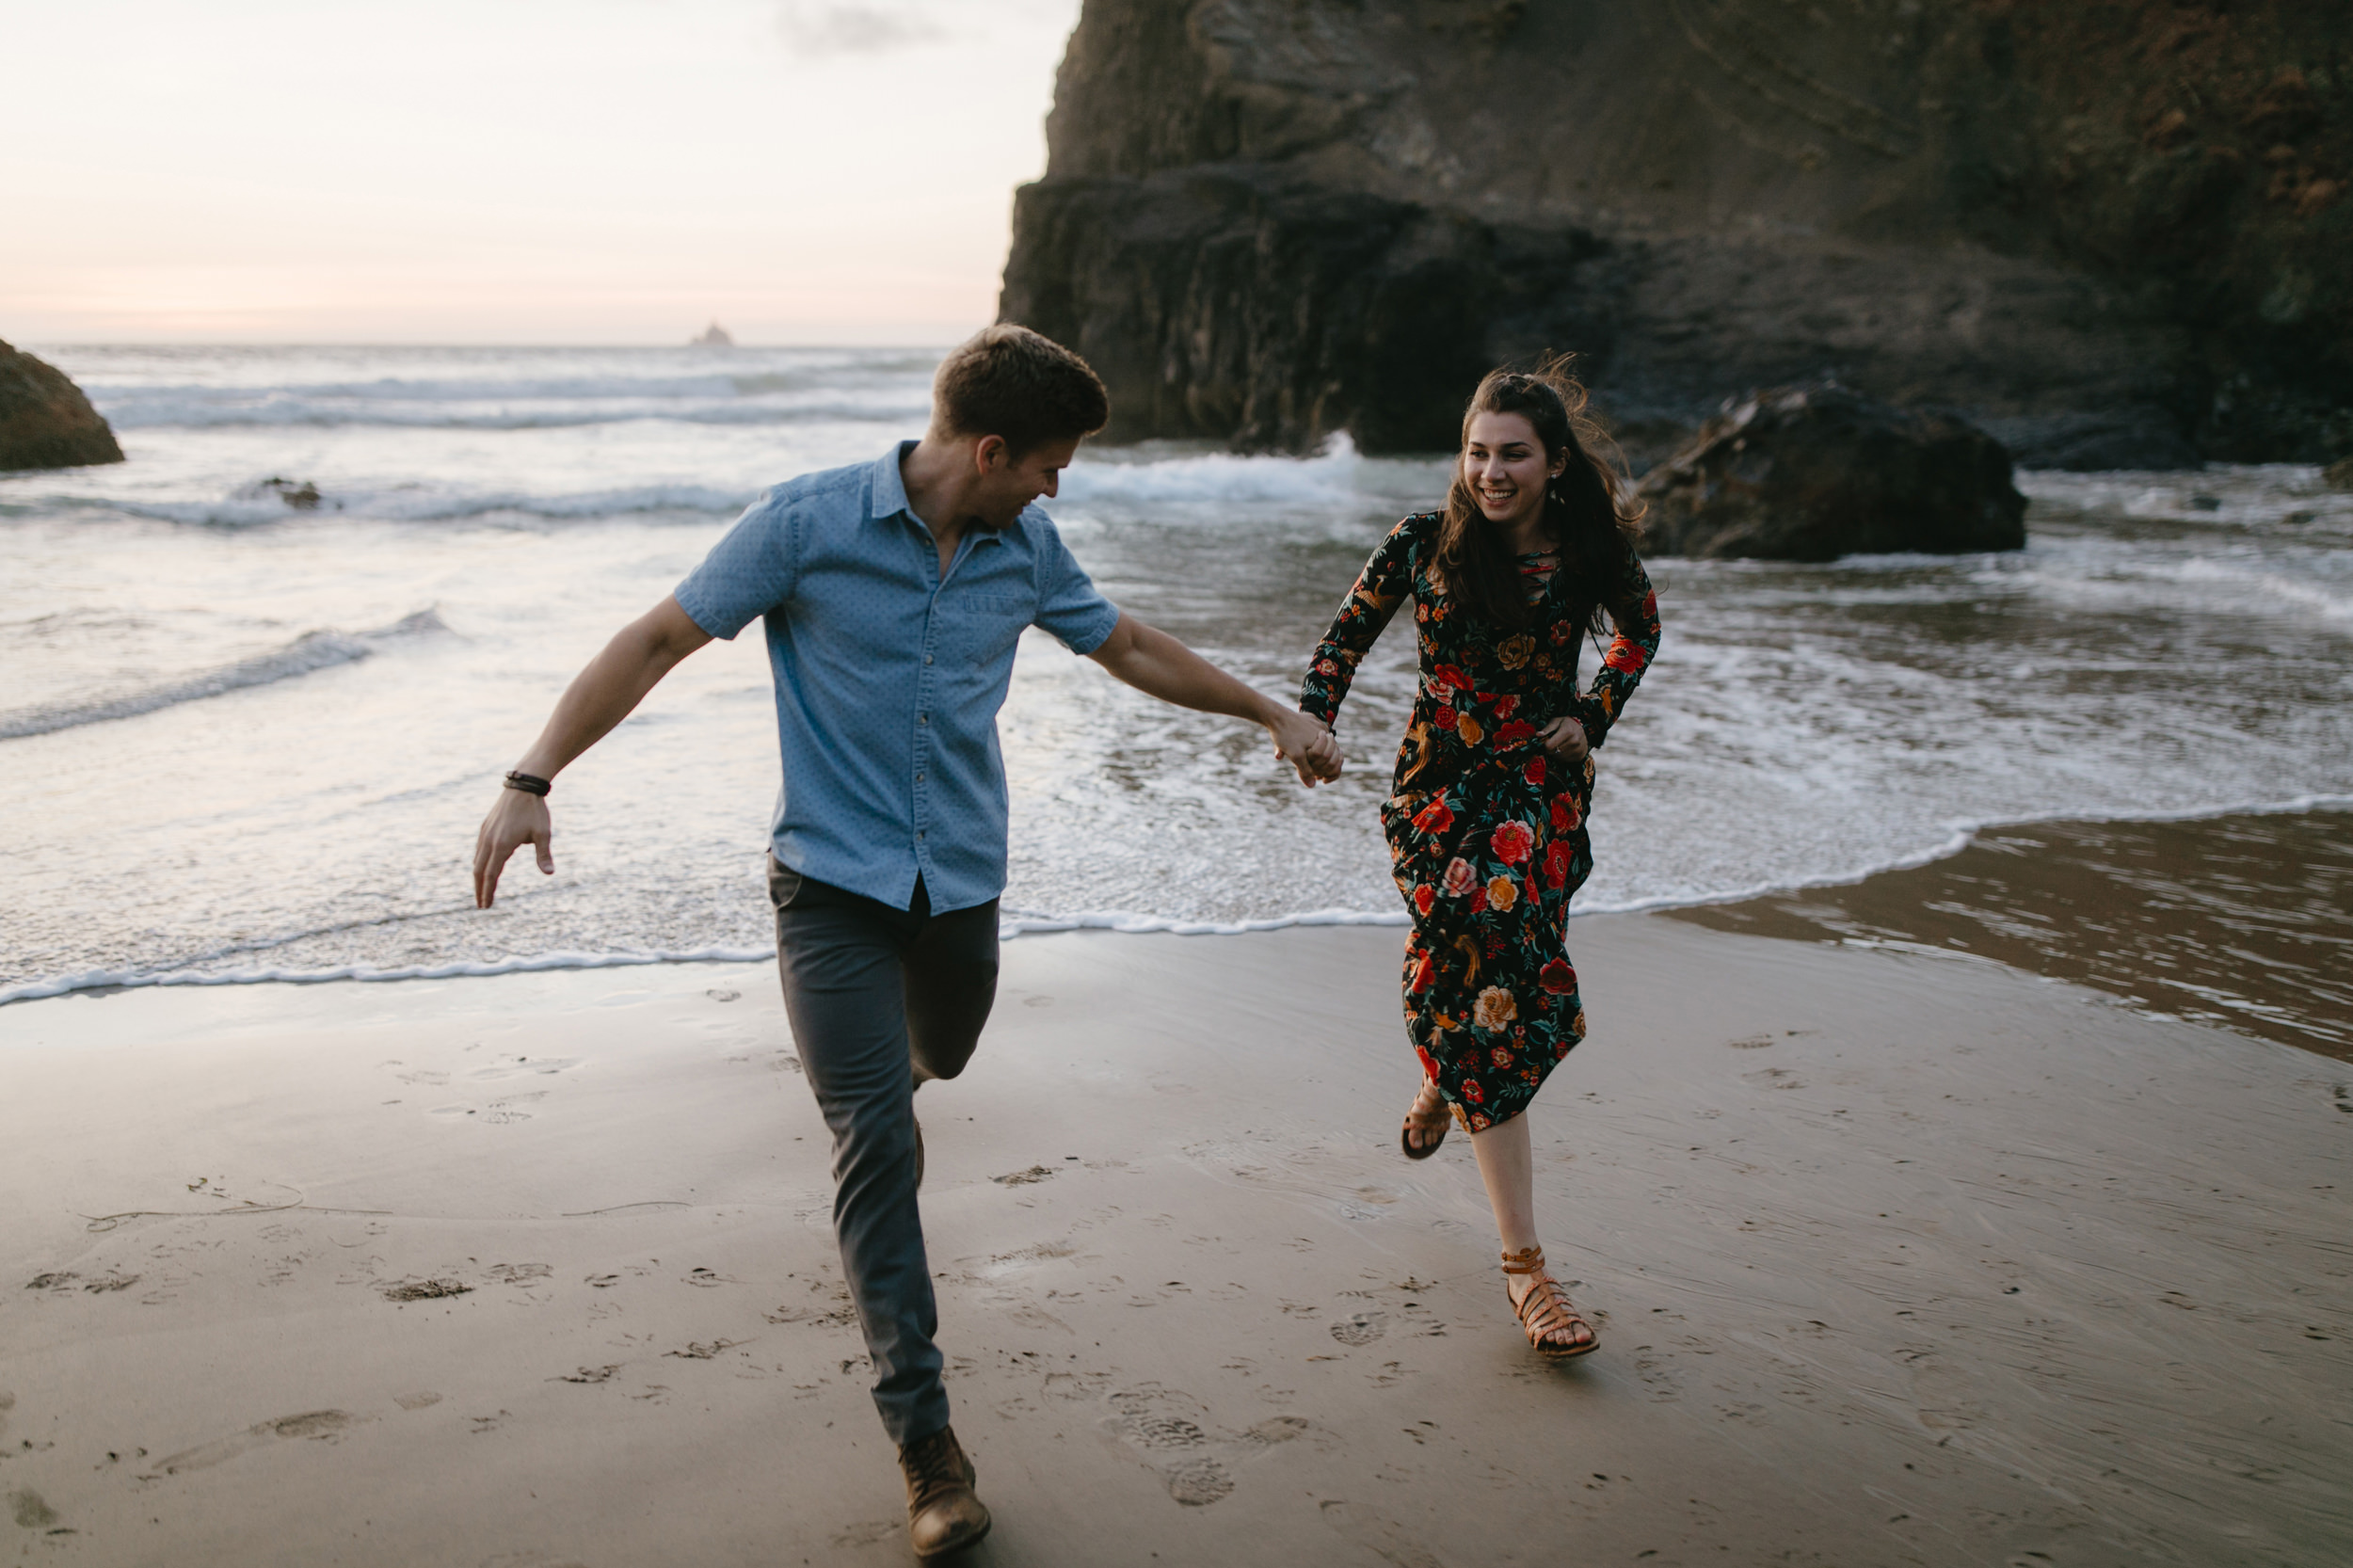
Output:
[4, 0, 1082, 344]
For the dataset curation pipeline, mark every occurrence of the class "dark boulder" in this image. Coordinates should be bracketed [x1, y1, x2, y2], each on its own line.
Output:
[1636, 386, 2025, 561]
[0, 341, 123, 472]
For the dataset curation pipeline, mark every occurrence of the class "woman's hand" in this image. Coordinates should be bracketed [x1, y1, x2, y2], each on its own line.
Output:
[1538, 715, 1589, 765]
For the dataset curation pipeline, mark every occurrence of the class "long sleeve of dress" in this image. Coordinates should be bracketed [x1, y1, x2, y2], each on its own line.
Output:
[1299, 516, 1421, 728]
[1568, 552, 1661, 749]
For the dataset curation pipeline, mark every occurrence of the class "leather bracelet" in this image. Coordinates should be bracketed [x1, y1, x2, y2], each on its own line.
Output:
[503, 770, 552, 797]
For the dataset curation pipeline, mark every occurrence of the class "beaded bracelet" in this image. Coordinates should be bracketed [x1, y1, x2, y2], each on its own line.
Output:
[503, 770, 552, 796]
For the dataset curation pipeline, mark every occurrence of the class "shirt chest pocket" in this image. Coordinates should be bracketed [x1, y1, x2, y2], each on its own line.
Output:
[939, 592, 1033, 669]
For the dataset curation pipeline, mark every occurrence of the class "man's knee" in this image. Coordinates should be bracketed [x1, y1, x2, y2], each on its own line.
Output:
[905, 959, 995, 1082]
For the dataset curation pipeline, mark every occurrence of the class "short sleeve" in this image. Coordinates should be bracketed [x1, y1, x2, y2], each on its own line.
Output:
[1027, 512, 1122, 655]
[674, 492, 796, 639]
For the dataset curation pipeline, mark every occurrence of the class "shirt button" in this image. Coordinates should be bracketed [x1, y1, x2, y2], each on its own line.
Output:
[918, 831, 926, 840]
[916, 773, 924, 782]
[924, 655, 933, 665]
[919, 714, 928, 724]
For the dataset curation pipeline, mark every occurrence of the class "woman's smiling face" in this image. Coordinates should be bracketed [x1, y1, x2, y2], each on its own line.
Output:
[1462, 410, 1564, 529]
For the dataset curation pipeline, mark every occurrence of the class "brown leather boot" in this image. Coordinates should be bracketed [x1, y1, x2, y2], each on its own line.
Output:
[899, 1424, 990, 1560]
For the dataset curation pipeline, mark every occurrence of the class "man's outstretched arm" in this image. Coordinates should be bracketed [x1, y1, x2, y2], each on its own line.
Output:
[1085, 611, 1340, 786]
[472, 594, 713, 907]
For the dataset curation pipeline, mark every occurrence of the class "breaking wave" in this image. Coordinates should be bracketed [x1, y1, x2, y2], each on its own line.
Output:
[0, 609, 445, 741]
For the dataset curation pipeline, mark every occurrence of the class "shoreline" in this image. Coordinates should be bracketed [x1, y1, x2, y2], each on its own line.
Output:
[4, 915, 2346, 1565]
[13, 796, 2349, 1059]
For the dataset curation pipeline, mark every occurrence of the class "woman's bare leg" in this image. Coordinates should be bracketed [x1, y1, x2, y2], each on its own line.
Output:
[1467, 1112, 1593, 1350]
[1466, 1112, 1539, 1256]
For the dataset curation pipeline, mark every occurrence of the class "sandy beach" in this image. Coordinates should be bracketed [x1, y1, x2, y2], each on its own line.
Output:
[4, 917, 2346, 1567]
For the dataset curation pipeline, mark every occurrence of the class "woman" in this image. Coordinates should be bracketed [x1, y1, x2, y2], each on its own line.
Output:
[1299, 364, 1660, 1358]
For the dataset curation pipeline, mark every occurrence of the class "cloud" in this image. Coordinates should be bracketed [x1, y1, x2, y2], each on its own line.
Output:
[777, 3, 945, 56]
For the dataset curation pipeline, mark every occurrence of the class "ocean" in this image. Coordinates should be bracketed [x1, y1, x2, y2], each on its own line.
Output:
[4, 345, 2349, 1049]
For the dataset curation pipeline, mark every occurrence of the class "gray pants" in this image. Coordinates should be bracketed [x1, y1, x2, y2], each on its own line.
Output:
[768, 856, 999, 1446]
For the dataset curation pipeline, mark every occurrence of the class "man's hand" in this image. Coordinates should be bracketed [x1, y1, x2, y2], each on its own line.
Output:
[1539, 714, 1590, 766]
[468, 594, 712, 910]
[1269, 708, 1342, 787]
[473, 787, 553, 908]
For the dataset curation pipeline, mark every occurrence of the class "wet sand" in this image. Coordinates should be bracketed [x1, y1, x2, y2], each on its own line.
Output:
[1670, 806, 2353, 1061]
[2, 918, 2348, 1566]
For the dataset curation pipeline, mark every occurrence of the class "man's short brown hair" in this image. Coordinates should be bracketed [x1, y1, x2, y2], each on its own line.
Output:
[933, 325, 1109, 456]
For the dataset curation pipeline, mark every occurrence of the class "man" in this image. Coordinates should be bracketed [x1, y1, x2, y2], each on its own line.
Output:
[472, 325, 1338, 1560]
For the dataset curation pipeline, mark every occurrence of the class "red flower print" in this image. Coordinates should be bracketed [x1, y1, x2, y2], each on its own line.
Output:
[1539, 957, 1577, 994]
[1315, 657, 1338, 676]
[1441, 857, 1477, 898]
[1433, 664, 1471, 693]
[1412, 797, 1453, 834]
[1415, 1045, 1439, 1079]
[1604, 640, 1647, 675]
[1490, 820, 1534, 864]
[1409, 952, 1436, 993]
[1493, 694, 1520, 721]
[1462, 1079, 1485, 1104]
[1549, 796, 1581, 832]
[1495, 721, 1536, 747]
[1469, 884, 1489, 913]
[1412, 884, 1434, 915]
[1489, 1045, 1515, 1068]
[1523, 757, 1545, 787]
[1433, 705, 1458, 730]
[1543, 840, 1572, 889]
[1469, 1110, 1492, 1131]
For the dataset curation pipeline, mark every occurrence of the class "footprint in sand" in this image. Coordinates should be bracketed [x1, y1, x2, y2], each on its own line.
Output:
[1321, 1499, 1446, 1568]
[466, 1055, 580, 1082]
[144, 1411, 355, 1476]
[9, 1488, 63, 1531]
[429, 1092, 547, 1125]
[1330, 1311, 1388, 1347]
[1103, 1385, 1311, 1506]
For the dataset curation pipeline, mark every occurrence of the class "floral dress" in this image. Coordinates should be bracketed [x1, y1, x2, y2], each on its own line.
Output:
[1300, 512, 1662, 1130]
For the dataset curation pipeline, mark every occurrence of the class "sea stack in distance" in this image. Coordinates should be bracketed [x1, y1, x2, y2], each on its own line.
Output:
[0, 340, 124, 471]
[690, 321, 735, 348]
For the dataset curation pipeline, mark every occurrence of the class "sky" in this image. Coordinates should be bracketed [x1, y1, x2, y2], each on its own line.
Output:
[2, 0, 1085, 344]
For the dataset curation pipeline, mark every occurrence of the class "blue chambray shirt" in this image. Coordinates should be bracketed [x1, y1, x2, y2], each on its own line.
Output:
[674, 441, 1122, 913]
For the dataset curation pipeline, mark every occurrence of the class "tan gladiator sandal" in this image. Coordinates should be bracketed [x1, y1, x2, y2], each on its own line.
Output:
[1400, 1078, 1449, 1160]
[1500, 1245, 1598, 1358]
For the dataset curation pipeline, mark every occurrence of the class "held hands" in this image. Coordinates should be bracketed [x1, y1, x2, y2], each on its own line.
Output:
[1270, 708, 1344, 787]
[472, 787, 554, 908]
[1538, 715, 1590, 766]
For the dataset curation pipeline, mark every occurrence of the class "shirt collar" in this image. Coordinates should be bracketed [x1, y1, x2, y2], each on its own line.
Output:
[870, 439, 1008, 552]
[869, 440, 920, 524]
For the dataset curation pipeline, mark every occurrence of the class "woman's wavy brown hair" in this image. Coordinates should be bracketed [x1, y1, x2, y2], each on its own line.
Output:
[1433, 359, 1645, 633]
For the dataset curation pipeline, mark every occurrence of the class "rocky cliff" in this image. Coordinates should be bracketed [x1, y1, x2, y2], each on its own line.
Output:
[1000, 1, 2351, 467]
[0, 342, 123, 472]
